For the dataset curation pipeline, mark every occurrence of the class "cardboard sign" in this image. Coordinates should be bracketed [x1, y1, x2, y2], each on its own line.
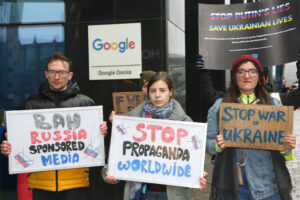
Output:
[112, 91, 149, 115]
[108, 115, 207, 188]
[219, 103, 293, 151]
[6, 106, 105, 174]
[198, 0, 300, 69]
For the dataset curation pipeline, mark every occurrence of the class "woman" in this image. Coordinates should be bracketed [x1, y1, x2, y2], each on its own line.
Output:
[206, 55, 296, 200]
[106, 71, 207, 200]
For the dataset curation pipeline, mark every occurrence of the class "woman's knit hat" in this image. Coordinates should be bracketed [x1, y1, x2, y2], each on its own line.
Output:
[140, 70, 156, 87]
[231, 55, 262, 75]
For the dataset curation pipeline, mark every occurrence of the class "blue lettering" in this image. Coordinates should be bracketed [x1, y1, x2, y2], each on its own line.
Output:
[278, 131, 285, 145]
[141, 160, 147, 173]
[93, 39, 103, 50]
[222, 107, 233, 121]
[277, 111, 286, 122]
[268, 130, 278, 143]
[244, 129, 252, 143]
[61, 154, 68, 164]
[119, 41, 126, 53]
[223, 129, 232, 141]
[233, 128, 243, 142]
[148, 160, 155, 174]
[252, 130, 262, 143]
[118, 161, 130, 170]
[185, 164, 191, 177]
[132, 159, 140, 171]
[233, 108, 240, 120]
[177, 166, 184, 177]
[258, 111, 269, 121]
[41, 155, 52, 166]
[248, 109, 255, 120]
[72, 153, 79, 163]
[53, 154, 60, 165]
[268, 112, 277, 123]
[172, 162, 177, 176]
[162, 163, 172, 175]
[155, 161, 161, 173]
[239, 109, 247, 120]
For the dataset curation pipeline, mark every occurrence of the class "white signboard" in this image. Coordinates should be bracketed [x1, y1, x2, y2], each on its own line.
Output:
[108, 115, 207, 188]
[6, 106, 105, 174]
[88, 23, 142, 80]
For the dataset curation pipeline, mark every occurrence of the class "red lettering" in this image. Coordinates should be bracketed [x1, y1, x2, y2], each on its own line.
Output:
[177, 128, 188, 145]
[133, 123, 147, 142]
[147, 124, 162, 142]
[41, 132, 51, 142]
[78, 129, 87, 140]
[72, 129, 77, 140]
[63, 130, 71, 141]
[53, 131, 62, 141]
[161, 127, 174, 143]
[129, 41, 135, 49]
[30, 131, 42, 144]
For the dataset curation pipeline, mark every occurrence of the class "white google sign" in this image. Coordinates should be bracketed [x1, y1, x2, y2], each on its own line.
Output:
[88, 23, 142, 80]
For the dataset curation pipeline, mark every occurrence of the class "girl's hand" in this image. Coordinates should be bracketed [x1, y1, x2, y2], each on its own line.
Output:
[109, 111, 116, 123]
[216, 135, 226, 150]
[283, 134, 296, 150]
[100, 122, 108, 137]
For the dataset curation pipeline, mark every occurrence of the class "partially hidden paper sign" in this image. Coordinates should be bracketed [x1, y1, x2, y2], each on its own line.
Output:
[108, 115, 207, 188]
[112, 91, 148, 115]
[6, 106, 105, 174]
[219, 103, 293, 151]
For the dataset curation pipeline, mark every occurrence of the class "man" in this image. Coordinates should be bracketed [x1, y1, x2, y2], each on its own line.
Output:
[1, 52, 107, 200]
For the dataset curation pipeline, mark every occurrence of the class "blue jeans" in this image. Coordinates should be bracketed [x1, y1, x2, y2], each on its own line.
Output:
[238, 167, 280, 200]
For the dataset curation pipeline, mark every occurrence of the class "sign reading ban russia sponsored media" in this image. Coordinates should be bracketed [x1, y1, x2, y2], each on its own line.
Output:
[88, 23, 142, 80]
[6, 106, 105, 174]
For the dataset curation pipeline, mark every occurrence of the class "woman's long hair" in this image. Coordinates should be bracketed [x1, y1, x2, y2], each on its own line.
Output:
[225, 59, 273, 105]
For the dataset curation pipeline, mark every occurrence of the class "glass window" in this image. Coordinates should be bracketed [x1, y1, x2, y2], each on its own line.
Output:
[0, 0, 64, 24]
[0, 25, 65, 110]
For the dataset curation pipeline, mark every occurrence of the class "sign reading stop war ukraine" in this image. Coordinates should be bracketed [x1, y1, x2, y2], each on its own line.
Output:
[219, 103, 293, 151]
[108, 115, 207, 188]
[6, 106, 105, 174]
[198, 0, 300, 69]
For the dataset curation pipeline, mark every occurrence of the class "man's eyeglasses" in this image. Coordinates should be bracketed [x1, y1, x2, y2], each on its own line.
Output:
[237, 69, 258, 77]
[47, 70, 70, 77]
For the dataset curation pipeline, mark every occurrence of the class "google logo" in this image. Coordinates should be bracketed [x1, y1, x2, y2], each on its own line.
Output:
[92, 38, 135, 53]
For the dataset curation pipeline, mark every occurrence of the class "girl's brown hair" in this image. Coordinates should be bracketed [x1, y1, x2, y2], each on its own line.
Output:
[147, 71, 173, 95]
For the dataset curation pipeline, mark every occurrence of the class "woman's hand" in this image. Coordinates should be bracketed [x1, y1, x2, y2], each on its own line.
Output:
[198, 171, 208, 190]
[100, 122, 108, 137]
[283, 134, 296, 150]
[216, 135, 226, 150]
[109, 111, 116, 123]
[1, 139, 12, 156]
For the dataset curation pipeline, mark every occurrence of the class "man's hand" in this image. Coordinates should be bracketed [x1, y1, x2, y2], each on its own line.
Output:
[195, 54, 204, 70]
[1, 139, 12, 156]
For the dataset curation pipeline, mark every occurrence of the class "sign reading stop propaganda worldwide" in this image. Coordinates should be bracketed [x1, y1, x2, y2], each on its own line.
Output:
[108, 115, 207, 188]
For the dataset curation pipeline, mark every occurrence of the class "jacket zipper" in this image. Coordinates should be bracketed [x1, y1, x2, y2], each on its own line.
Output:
[247, 95, 249, 104]
[56, 170, 58, 191]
